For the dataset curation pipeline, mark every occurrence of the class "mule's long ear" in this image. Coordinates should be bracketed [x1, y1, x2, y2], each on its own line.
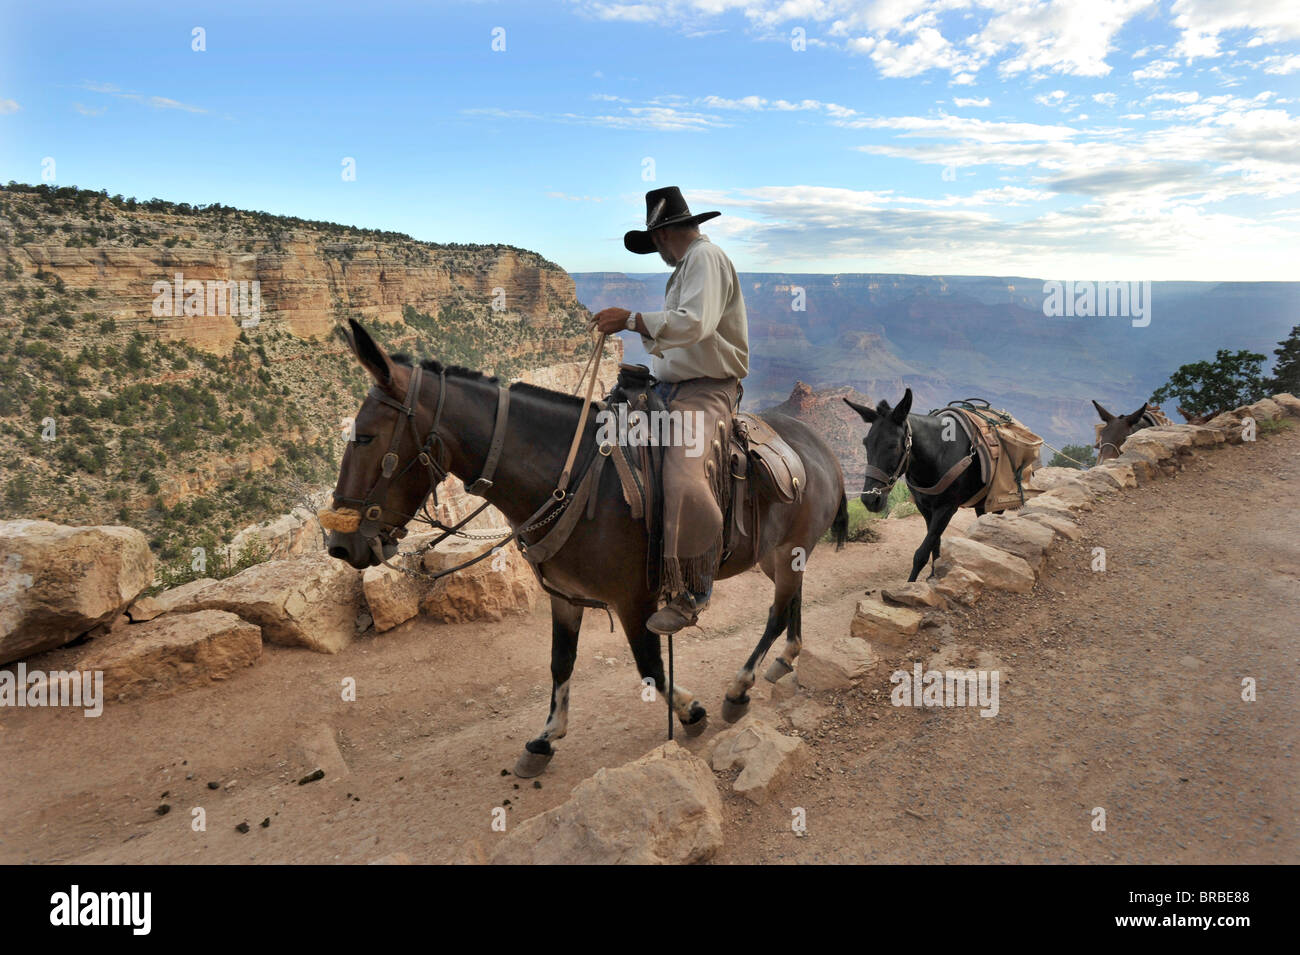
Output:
[1124, 405, 1148, 427]
[349, 318, 397, 391]
[844, 397, 877, 423]
[337, 321, 357, 355]
[1092, 399, 1115, 423]
[891, 387, 913, 424]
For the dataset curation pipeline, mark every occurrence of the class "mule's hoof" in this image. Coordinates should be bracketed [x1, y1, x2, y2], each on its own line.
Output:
[513, 749, 554, 778]
[681, 713, 709, 737]
[764, 657, 794, 684]
[721, 695, 750, 723]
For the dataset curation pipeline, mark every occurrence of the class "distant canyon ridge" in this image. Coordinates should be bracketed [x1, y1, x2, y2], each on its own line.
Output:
[572, 271, 1300, 459]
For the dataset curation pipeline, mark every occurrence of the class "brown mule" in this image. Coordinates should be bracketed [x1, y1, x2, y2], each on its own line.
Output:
[326, 321, 849, 777]
[1092, 400, 1168, 463]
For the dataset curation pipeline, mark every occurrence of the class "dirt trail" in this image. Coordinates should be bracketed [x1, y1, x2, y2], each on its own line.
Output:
[1, 428, 1296, 864]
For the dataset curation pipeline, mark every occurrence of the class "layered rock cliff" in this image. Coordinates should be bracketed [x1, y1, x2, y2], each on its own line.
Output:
[0, 183, 604, 565]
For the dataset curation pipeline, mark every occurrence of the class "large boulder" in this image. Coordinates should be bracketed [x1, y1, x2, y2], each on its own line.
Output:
[881, 581, 945, 609]
[420, 535, 540, 624]
[707, 718, 811, 805]
[965, 513, 1056, 573]
[1027, 467, 1086, 492]
[934, 565, 983, 606]
[362, 564, 422, 632]
[849, 598, 921, 649]
[1174, 424, 1227, 447]
[171, 552, 363, 653]
[1076, 468, 1125, 494]
[489, 741, 723, 865]
[935, 537, 1035, 593]
[1122, 429, 1194, 465]
[1018, 510, 1082, 542]
[1113, 448, 1161, 482]
[1029, 483, 1094, 512]
[229, 506, 325, 562]
[1272, 393, 1300, 417]
[152, 578, 219, 614]
[797, 636, 876, 690]
[75, 609, 261, 701]
[1089, 461, 1137, 488]
[0, 521, 154, 665]
[1244, 397, 1283, 422]
[1205, 411, 1247, 443]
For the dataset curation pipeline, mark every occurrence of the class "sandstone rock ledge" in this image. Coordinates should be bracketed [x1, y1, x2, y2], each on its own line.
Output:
[489, 741, 723, 865]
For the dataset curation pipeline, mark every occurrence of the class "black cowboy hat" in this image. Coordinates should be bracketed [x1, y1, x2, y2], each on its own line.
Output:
[623, 186, 721, 254]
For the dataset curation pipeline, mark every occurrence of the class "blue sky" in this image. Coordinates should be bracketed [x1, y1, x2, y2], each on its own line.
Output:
[2, 0, 1298, 279]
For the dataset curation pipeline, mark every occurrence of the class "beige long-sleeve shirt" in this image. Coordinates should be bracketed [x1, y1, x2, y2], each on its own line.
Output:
[638, 234, 749, 383]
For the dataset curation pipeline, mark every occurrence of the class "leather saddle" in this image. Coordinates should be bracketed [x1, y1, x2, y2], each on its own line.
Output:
[605, 363, 669, 592]
[601, 364, 808, 582]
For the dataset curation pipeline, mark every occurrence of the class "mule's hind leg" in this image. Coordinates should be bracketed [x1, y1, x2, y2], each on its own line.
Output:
[764, 586, 802, 683]
[514, 597, 583, 778]
[620, 597, 709, 737]
[724, 545, 802, 721]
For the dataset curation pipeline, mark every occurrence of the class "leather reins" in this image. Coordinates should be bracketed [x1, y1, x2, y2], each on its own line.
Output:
[333, 334, 610, 591]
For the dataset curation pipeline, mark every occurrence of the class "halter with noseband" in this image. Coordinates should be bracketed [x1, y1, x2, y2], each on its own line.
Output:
[328, 363, 521, 574]
[323, 344, 617, 628]
[860, 421, 913, 501]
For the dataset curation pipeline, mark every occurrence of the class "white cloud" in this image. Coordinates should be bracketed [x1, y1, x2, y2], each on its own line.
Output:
[463, 104, 728, 132]
[954, 96, 991, 107]
[568, 0, 1162, 82]
[78, 83, 206, 113]
[1093, 93, 1117, 106]
[1263, 54, 1300, 74]
[1132, 58, 1179, 81]
[1170, 0, 1300, 61]
[705, 180, 1300, 278]
[0, 98, 19, 115]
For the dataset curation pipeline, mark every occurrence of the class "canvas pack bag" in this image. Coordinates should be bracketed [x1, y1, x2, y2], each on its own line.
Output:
[939, 400, 1043, 512]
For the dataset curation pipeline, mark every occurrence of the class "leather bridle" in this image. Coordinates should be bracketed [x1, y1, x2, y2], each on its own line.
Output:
[334, 364, 450, 548]
[333, 363, 514, 565]
[861, 422, 913, 501]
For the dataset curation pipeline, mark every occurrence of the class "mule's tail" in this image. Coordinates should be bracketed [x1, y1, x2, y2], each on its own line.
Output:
[832, 492, 849, 551]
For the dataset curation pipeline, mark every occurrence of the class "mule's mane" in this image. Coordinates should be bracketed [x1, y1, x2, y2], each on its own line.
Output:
[389, 353, 585, 408]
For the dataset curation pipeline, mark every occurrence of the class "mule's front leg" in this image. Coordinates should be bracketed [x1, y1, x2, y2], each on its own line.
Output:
[726, 594, 795, 722]
[515, 598, 583, 778]
[623, 621, 708, 737]
[919, 504, 959, 582]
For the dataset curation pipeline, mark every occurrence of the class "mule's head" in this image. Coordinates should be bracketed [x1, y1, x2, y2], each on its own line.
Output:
[1092, 399, 1147, 463]
[844, 388, 913, 513]
[323, 320, 439, 569]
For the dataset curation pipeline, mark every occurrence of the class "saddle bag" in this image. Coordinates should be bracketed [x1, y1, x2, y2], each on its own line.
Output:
[733, 413, 805, 505]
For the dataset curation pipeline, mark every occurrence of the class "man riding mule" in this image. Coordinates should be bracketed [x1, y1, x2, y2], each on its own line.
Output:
[591, 186, 749, 635]
[322, 294, 847, 775]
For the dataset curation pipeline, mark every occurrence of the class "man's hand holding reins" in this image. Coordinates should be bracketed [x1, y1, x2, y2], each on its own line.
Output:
[591, 307, 647, 336]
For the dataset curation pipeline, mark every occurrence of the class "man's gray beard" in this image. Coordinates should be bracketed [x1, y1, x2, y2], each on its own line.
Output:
[658, 250, 678, 267]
